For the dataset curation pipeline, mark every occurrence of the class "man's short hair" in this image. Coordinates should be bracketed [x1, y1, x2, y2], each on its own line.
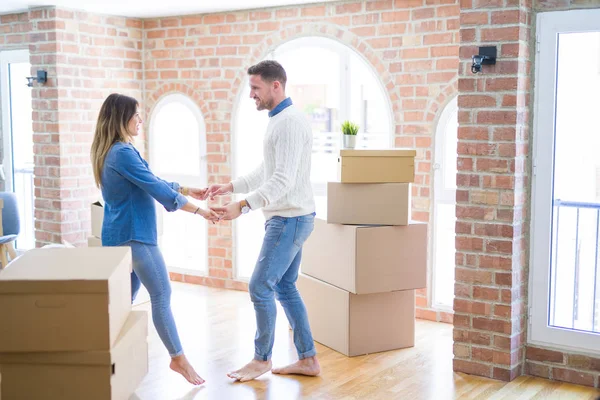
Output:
[247, 60, 287, 89]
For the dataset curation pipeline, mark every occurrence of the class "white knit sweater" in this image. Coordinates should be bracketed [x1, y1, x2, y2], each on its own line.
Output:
[231, 105, 315, 220]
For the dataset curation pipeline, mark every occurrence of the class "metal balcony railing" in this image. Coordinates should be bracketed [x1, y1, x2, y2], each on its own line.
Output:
[552, 199, 600, 333]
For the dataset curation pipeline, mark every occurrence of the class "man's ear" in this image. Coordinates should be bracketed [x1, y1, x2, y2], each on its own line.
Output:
[273, 80, 280, 90]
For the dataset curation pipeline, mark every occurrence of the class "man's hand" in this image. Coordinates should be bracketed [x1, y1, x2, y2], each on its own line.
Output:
[210, 202, 241, 220]
[205, 182, 233, 200]
[188, 187, 208, 200]
[198, 207, 222, 223]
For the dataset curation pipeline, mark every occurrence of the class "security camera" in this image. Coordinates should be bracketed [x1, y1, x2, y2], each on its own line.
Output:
[471, 55, 490, 74]
[470, 46, 497, 74]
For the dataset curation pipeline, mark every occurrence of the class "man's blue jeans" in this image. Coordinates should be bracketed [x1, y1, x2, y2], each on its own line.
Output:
[249, 213, 317, 361]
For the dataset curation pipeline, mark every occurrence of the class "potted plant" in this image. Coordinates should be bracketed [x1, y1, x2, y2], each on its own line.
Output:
[341, 120, 359, 149]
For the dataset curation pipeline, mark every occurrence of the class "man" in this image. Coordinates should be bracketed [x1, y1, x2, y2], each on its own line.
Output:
[205, 60, 320, 382]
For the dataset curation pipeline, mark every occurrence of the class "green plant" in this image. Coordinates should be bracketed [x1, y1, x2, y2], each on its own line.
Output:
[341, 120, 359, 136]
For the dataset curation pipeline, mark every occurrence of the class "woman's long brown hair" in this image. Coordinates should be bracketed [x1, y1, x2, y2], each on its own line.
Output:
[90, 93, 138, 188]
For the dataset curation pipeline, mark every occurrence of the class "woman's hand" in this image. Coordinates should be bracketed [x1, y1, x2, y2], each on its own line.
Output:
[198, 207, 222, 223]
[188, 187, 208, 200]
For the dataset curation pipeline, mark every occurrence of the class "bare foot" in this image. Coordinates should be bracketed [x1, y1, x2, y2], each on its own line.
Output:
[170, 355, 205, 385]
[272, 356, 320, 376]
[227, 359, 272, 382]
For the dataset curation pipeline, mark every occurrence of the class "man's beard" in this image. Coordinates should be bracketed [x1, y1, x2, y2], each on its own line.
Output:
[255, 97, 272, 111]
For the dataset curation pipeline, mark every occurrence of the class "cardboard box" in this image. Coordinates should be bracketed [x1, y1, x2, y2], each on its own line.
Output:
[327, 182, 411, 226]
[91, 201, 163, 238]
[0, 198, 4, 236]
[85, 238, 152, 306]
[0, 247, 132, 352]
[337, 149, 416, 183]
[0, 311, 148, 400]
[91, 201, 104, 238]
[88, 236, 102, 247]
[297, 273, 415, 357]
[302, 218, 427, 294]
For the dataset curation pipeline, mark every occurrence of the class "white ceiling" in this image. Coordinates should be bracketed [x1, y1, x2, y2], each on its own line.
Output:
[0, 0, 337, 18]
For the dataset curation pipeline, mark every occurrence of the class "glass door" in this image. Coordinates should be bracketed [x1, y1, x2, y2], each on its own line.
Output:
[530, 9, 600, 353]
[0, 49, 34, 250]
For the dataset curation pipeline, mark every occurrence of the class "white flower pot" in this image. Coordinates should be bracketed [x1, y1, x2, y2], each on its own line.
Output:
[343, 135, 356, 149]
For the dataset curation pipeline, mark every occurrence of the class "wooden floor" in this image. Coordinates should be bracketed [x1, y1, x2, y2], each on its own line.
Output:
[131, 282, 600, 400]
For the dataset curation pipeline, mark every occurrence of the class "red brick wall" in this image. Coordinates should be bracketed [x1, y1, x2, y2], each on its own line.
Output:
[0, 8, 143, 246]
[526, 347, 600, 388]
[535, 0, 600, 10]
[144, 0, 461, 313]
[454, 1, 532, 382]
[31, 8, 144, 246]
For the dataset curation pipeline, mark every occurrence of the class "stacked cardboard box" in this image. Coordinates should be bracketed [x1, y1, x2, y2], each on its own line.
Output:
[298, 149, 428, 357]
[0, 247, 148, 399]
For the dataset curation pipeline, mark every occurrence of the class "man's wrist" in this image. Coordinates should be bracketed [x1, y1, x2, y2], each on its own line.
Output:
[179, 186, 189, 196]
[240, 199, 251, 214]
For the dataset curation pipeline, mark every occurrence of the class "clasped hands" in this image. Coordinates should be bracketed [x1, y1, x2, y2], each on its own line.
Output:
[190, 182, 241, 222]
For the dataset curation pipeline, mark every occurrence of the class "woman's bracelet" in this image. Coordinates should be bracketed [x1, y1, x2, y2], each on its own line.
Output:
[194, 207, 200, 215]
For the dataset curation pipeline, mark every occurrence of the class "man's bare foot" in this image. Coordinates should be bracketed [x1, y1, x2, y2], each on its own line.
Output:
[170, 354, 205, 385]
[272, 356, 320, 376]
[227, 359, 272, 382]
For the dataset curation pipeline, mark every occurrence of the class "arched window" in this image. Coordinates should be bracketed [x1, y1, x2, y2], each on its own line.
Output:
[149, 94, 208, 274]
[432, 96, 458, 309]
[233, 37, 393, 279]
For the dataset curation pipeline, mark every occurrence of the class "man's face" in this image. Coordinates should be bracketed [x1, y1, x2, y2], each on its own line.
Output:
[249, 74, 275, 111]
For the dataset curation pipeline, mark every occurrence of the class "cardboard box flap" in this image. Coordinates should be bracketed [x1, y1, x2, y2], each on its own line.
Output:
[340, 149, 417, 158]
[0, 247, 131, 294]
[0, 311, 147, 366]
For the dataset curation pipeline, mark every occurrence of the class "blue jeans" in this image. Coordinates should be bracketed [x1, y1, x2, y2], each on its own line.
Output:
[249, 213, 317, 361]
[126, 241, 183, 357]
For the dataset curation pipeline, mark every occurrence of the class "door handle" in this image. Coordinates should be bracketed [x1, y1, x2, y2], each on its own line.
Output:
[0, 164, 5, 182]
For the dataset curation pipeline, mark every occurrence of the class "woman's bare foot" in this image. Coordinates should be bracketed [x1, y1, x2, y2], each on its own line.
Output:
[227, 359, 272, 382]
[272, 356, 320, 376]
[170, 355, 205, 385]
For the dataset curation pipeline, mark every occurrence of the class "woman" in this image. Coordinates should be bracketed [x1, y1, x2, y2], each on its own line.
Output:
[91, 93, 218, 385]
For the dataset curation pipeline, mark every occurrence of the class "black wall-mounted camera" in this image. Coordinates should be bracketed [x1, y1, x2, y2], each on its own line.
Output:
[471, 46, 497, 74]
[26, 70, 47, 87]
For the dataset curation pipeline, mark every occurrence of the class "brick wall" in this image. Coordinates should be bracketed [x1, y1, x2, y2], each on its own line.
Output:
[453, 1, 532, 382]
[0, 8, 142, 246]
[535, 0, 600, 10]
[143, 0, 460, 314]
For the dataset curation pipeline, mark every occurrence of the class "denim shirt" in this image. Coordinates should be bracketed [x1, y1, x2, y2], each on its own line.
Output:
[100, 141, 188, 246]
[268, 97, 293, 118]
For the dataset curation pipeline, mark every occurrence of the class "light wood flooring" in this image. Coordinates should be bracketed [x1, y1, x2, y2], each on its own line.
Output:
[131, 282, 600, 400]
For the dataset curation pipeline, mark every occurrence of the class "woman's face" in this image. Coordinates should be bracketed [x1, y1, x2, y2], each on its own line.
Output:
[127, 108, 142, 137]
